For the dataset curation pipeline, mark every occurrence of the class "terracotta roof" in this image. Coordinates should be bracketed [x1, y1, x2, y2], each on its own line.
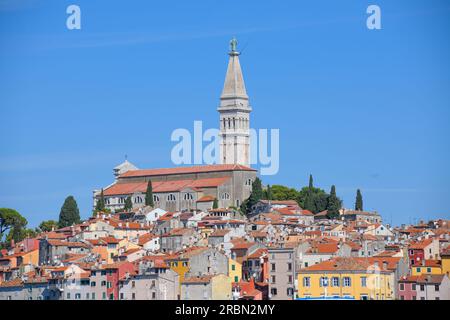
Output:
[99, 236, 121, 244]
[104, 177, 230, 196]
[138, 233, 158, 245]
[209, 229, 231, 237]
[120, 164, 256, 178]
[416, 274, 446, 284]
[299, 257, 397, 273]
[409, 238, 433, 250]
[0, 278, 23, 288]
[197, 195, 215, 202]
[247, 248, 268, 259]
[182, 275, 214, 284]
[46, 240, 90, 248]
[412, 259, 441, 268]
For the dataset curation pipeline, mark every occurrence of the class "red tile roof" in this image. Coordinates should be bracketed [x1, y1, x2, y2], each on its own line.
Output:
[196, 195, 216, 202]
[104, 177, 230, 196]
[409, 238, 433, 250]
[119, 164, 256, 178]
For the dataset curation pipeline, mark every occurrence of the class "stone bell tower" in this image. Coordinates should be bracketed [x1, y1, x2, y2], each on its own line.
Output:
[218, 37, 252, 166]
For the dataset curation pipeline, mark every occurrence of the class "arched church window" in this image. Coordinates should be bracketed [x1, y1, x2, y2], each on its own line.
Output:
[153, 195, 160, 202]
[245, 178, 253, 186]
[221, 193, 230, 200]
[184, 193, 194, 201]
[167, 194, 176, 202]
[134, 196, 143, 204]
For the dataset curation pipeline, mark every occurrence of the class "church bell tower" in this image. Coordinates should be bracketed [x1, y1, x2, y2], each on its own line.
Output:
[218, 38, 252, 166]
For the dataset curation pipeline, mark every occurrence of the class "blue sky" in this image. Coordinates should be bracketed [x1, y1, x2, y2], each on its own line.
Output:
[0, 0, 449, 227]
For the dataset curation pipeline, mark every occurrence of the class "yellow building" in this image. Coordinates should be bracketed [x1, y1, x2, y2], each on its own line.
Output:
[411, 260, 443, 276]
[229, 258, 242, 283]
[181, 274, 232, 300]
[441, 250, 450, 276]
[297, 257, 396, 300]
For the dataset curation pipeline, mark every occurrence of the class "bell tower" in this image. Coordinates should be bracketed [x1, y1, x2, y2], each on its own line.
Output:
[218, 37, 251, 166]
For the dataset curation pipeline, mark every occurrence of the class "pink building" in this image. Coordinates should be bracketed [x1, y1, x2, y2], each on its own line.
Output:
[398, 276, 418, 300]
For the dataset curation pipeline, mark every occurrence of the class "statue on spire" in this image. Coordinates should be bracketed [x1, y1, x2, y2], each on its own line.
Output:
[230, 37, 238, 53]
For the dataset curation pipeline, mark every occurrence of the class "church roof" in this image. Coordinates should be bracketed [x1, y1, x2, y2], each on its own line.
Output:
[221, 51, 248, 100]
[119, 164, 255, 178]
[103, 176, 231, 196]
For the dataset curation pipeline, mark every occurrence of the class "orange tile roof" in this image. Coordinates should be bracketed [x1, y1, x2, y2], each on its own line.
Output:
[182, 275, 214, 284]
[120, 164, 256, 178]
[0, 278, 23, 288]
[412, 259, 441, 268]
[46, 240, 90, 248]
[409, 238, 433, 249]
[197, 195, 215, 202]
[104, 177, 230, 196]
[138, 233, 159, 245]
[247, 248, 268, 259]
[299, 257, 395, 273]
[209, 229, 231, 237]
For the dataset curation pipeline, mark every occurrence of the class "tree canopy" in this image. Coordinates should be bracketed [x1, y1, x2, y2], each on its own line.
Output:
[355, 189, 363, 211]
[0, 208, 27, 243]
[326, 185, 342, 218]
[58, 196, 81, 228]
[94, 189, 106, 213]
[38, 220, 59, 233]
[213, 198, 219, 209]
[124, 196, 133, 211]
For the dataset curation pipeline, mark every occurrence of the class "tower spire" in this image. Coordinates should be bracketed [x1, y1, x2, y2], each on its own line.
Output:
[220, 37, 250, 106]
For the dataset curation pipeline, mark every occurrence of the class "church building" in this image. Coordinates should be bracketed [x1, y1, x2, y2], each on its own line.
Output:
[94, 39, 256, 212]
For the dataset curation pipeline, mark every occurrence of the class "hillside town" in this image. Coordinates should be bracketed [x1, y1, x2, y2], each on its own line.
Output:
[0, 189, 449, 300]
[1, 38, 449, 301]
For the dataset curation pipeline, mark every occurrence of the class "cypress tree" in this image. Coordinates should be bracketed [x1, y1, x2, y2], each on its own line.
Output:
[266, 185, 272, 201]
[95, 189, 105, 212]
[355, 189, 363, 211]
[308, 174, 314, 189]
[124, 196, 133, 212]
[145, 180, 154, 207]
[326, 185, 341, 219]
[58, 196, 80, 228]
[244, 177, 263, 215]
[213, 198, 219, 209]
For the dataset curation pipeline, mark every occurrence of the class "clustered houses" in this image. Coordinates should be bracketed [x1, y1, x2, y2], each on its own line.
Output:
[0, 201, 449, 300]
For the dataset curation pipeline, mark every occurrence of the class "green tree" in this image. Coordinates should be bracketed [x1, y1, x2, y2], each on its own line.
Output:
[7, 227, 36, 243]
[266, 185, 272, 200]
[309, 174, 314, 189]
[94, 189, 106, 213]
[355, 189, 363, 211]
[124, 196, 133, 211]
[298, 174, 330, 214]
[0, 208, 27, 243]
[213, 198, 219, 209]
[326, 185, 342, 219]
[243, 177, 263, 215]
[58, 196, 81, 228]
[270, 185, 299, 201]
[38, 220, 59, 233]
[145, 180, 154, 207]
